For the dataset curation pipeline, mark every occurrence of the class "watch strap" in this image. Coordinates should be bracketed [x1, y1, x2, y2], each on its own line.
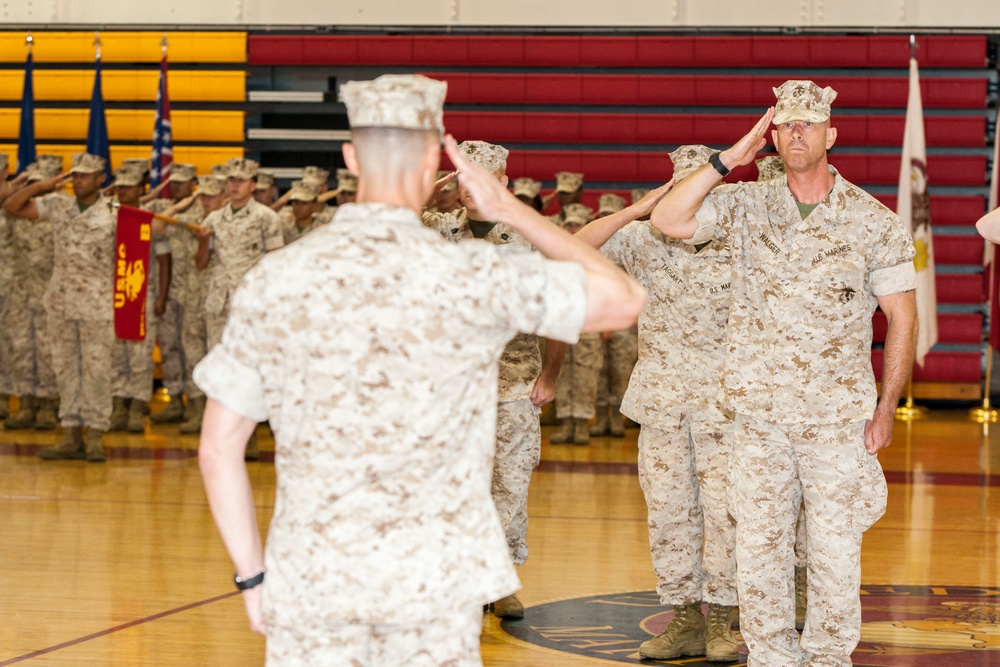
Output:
[709, 151, 731, 178]
[234, 568, 266, 591]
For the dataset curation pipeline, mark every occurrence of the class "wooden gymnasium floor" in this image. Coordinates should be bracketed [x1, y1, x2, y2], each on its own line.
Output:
[1, 396, 998, 666]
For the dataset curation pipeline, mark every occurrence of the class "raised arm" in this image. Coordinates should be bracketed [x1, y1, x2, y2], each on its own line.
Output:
[444, 136, 645, 333]
[651, 108, 774, 239]
[976, 207, 1000, 244]
[574, 181, 673, 249]
[3, 172, 71, 220]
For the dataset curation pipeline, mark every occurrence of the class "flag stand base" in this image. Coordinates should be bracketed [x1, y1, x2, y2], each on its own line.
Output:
[969, 399, 999, 424]
[894, 379, 927, 422]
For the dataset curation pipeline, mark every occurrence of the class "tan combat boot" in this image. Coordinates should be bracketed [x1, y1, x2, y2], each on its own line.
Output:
[85, 429, 107, 462]
[126, 399, 146, 433]
[639, 603, 707, 660]
[178, 396, 205, 434]
[548, 418, 575, 444]
[492, 593, 524, 619]
[151, 394, 185, 424]
[108, 397, 129, 432]
[4, 396, 38, 430]
[34, 398, 58, 430]
[795, 565, 808, 631]
[608, 408, 625, 437]
[244, 432, 260, 461]
[590, 407, 610, 436]
[38, 426, 85, 460]
[572, 418, 590, 445]
[706, 604, 739, 662]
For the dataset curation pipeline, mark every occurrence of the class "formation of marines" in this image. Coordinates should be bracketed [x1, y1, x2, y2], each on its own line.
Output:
[2, 72, 925, 667]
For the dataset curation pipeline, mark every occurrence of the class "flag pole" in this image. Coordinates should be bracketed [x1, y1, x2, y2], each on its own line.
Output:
[969, 343, 999, 423]
[894, 374, 927, 421]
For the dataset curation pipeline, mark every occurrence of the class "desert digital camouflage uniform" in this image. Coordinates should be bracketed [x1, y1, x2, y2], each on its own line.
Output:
[145, 197, 190, 399]
[601, 218, 737, 609]
[592, 328, 638, 426]
[202, 197, 284, 348]
[279, 208, 328, 245]
[172, 200, 212, 401]
[194, 202, 587, 659]
[422, 206, 542, 566]
[0, 209, 14, 401]
[110, 235, 172, 403]
[553, 332, 603, 420]
[690, 166, 915, 666]
[35, 194, 117, 431]
[6, 197, 62, 401]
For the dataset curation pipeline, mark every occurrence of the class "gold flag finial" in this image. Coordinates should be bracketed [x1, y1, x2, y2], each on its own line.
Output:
[160, 33, 169, 57]
[94, 31, 102, 59]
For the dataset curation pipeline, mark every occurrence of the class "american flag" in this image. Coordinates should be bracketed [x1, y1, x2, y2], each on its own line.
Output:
[150, 56, 172, 198]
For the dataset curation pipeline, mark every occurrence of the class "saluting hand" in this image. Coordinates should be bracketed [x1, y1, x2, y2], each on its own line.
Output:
[631, 180, 674, 219]
[719, 107, 775, 171]
[443, 135, 516, 223]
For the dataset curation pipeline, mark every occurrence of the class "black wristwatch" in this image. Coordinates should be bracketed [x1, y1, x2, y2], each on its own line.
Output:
[709, 151, 731, 178]
[234, 568, 266, 591]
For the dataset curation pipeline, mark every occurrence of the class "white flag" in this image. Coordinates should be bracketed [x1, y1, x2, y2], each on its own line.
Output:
[897, 56, 938, 367]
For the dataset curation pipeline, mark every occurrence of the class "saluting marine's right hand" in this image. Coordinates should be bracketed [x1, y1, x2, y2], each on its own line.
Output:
[442, 135, 517, 223]
[719, 107, 775, 171]
[40, 171, 73, 193]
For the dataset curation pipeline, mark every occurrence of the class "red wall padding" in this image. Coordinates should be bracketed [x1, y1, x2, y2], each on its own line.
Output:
[871, 349, 983, 382]
[443, 111, 985, 148]
[426, 73, 987, 109]
[873, 312, 983, 344]
[249, 35, 986, 69]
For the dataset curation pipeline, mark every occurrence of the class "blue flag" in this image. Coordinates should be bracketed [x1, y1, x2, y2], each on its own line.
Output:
[17, 50, 36, 175]
[86, 55, 111, 185]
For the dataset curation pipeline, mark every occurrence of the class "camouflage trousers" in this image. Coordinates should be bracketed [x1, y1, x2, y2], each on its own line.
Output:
[156, 299, 186, 396]
[554, 332, 603, 420]
[266, 604, 482, 667]
[110, 315, 157, 402]
[594, 329, 638, 410]
[0, 292, 12, 395]
[6, 297, 57, 398]
[638, 422, 737, 607]
[493, 398, 541, 565]
[48, 317, 114, 431]
[181, 293, 209, 399]
[730, 415, 887, 667]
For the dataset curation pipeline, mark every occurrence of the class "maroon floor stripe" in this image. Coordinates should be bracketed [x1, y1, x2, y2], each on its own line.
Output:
[0, 591, 240, 666]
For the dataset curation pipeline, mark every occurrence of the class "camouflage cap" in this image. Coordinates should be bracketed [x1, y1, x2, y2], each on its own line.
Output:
[563, 203, 593, 226]
[69, 152, 106, 175]
[756, 155, 786, 182]
[226, 158, 259, 180]
[302, 166, 330, 187]
[669, 144, 714, 182]
[340, 74, 447, 133]
[631, 188, 650, 204]
[26, 154, 64, 182]
[512, 177, 541, 199]
[436, 170, 457, 192]
[169, 162, 198, 183]
[772, 80, 838, 125]
[211, 163, 230, 179]
[0, 153, 8, 171]
[556, 171, 584, 193]
[336, 168, 358, 193]
[288, 180, 321, 202]
[122, 158, 150, 174]
[255, 170, 276, 190]
[457, 140, 509, 174]
[113, 167, 145, 187]
[197, 174, 226, 197]
[597, 193, 627, 216]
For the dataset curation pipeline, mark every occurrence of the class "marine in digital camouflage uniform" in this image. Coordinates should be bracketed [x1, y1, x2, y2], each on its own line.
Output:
[195, 74, 644, 666]
[422, 140, 564, 619]
[145, 162, 199, 424]
[577, 148, 741, 662]
[4, 153, 119, 462]
[550, 202, 603, 445]
[589, 193, 639, 439]
[3, 155, 63, 430]
[109, 166, 172, 433]
[0, 154, 14, 419]
[279, 180, 328, 244]
[652, 81, 918, 667]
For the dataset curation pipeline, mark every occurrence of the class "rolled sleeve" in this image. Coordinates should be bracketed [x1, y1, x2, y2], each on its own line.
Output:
[193, 346, 269, 422]
[870, 262, 916, 297]
[686, 199, 720, 246]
